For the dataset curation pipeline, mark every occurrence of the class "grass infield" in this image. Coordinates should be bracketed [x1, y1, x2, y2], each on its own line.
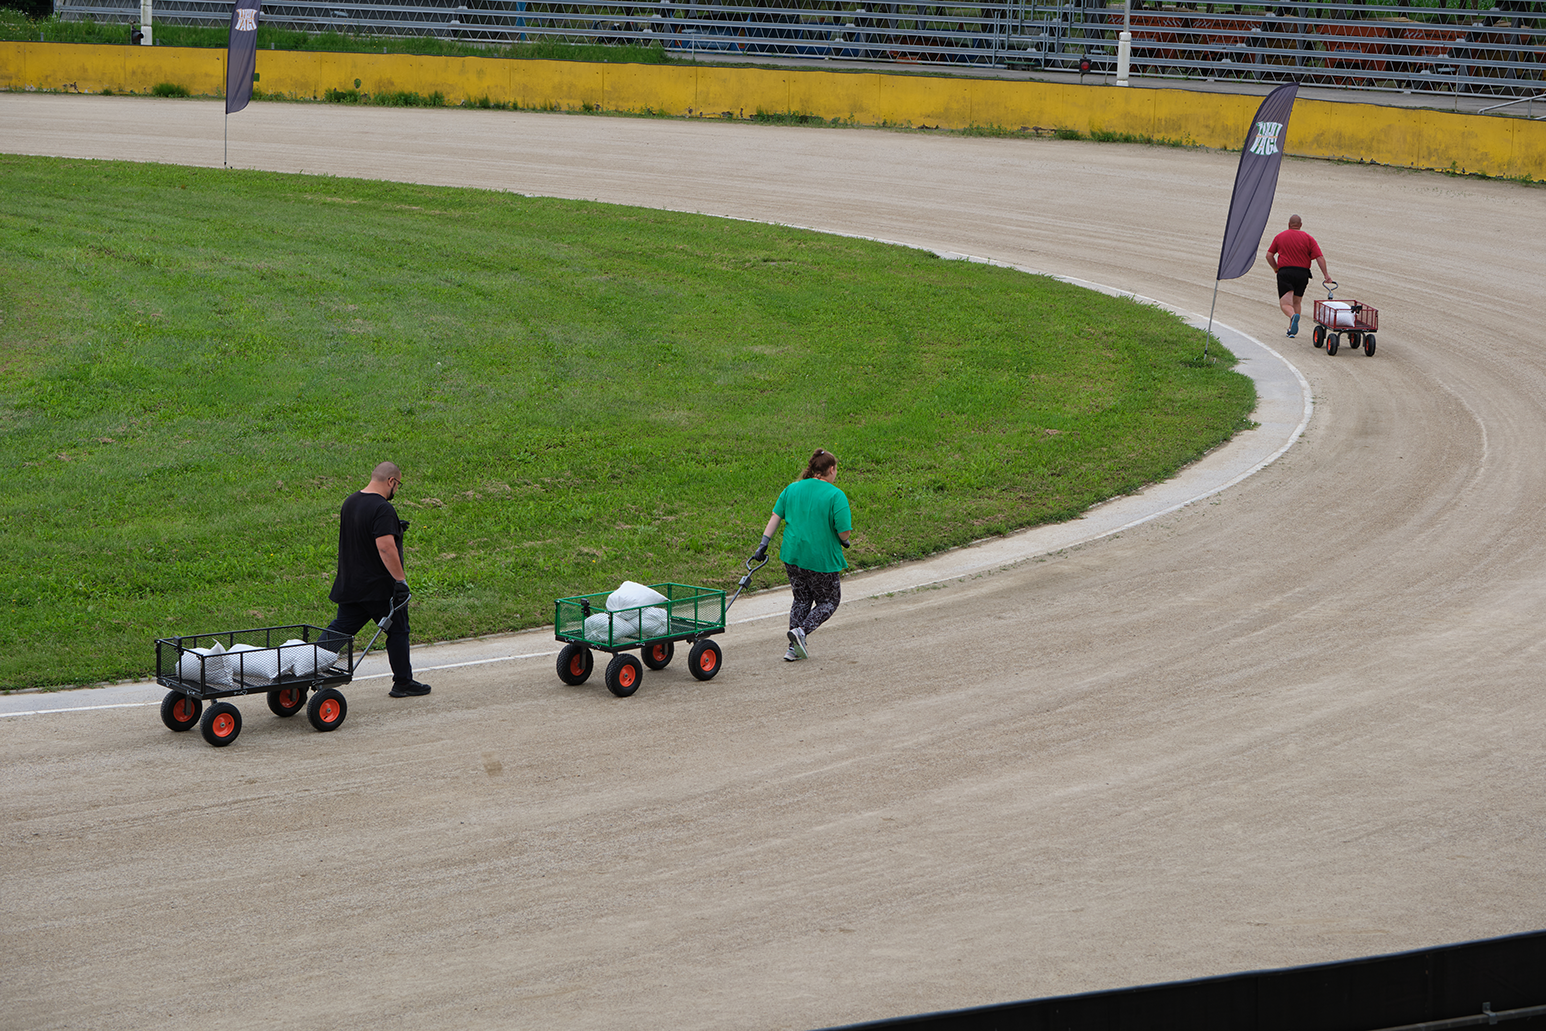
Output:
[0, 152, 1253, 690]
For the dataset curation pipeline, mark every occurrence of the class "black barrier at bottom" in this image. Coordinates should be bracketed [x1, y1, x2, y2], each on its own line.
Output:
[821, 929, 1546, 1031]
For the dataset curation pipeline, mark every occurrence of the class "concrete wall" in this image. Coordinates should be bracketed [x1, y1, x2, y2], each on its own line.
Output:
[3, 41, 1542, 180]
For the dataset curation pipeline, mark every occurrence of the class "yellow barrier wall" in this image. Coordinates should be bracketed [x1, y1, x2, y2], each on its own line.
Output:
[3, 41, 1541, 180]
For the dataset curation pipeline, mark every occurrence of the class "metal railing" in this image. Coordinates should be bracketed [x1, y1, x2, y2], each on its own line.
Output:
[53, 0, 1546, 100]
[1478, 89, 1546, 114]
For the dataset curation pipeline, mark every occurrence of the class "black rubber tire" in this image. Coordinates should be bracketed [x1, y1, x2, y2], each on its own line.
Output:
[1313, 324, 1326, 348]
[688, 639, 723, 682]
[1364, 333, 1376, 356]
[605, 653, 643, 698]
[556, 643, 594, 685]
[267, 685, 307, 717]
[307, 688, 348, 732]
[161, 691, 202, 732]
[1348, 331, 1362, 352]
[1326, 333, 1340, 356]
[200, 701, 242, 747]
[641, 639, 675, 670]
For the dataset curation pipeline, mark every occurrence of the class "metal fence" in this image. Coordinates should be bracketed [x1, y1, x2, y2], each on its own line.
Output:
[53, 0, 1546, 100]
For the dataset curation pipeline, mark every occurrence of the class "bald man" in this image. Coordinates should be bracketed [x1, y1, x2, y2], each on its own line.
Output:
[324, 461, 430, 697]
[1266, 214, 1332, 338]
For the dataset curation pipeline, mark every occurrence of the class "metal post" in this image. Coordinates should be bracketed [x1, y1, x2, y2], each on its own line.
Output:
[1204, 279, 1220, 363]
[140, 0, 152, 44]
[1116, 0, 1131, 85]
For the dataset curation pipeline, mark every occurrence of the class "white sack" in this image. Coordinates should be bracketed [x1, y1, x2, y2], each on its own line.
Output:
[584, 606, 670, 642]
[606, 581, 669, 612]
[1322, 301, 1357, 328]
[177, 642, 231, 687]
[279, 639, 340, 677]
[227, 642, 279, 682]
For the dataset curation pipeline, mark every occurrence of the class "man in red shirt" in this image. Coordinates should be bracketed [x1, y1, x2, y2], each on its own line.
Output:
[1266, 214, 1331, 338]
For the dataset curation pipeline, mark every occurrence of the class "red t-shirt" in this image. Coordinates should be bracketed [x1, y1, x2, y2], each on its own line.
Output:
[1269, 229, 1323, 270]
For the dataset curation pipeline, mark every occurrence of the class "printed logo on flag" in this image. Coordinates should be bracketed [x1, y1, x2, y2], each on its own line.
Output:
[1248, 120, 1284, 157]
[235, 7, 257, 30]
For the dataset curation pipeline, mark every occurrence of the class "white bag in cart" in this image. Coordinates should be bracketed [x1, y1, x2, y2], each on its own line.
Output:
[227, 642, 279, 682]
[278, 639, 339, 677]
[605, 581, 668, 611]
[585, 607, 670, 642]
[177, 641, 232, 686]
[1321, 301, 1357, 328]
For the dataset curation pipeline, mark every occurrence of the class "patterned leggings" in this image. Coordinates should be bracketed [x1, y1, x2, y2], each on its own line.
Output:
[784, 563, 842, 636]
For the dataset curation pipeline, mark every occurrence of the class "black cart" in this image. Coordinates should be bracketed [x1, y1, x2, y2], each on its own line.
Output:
[154, 597, 402, 747]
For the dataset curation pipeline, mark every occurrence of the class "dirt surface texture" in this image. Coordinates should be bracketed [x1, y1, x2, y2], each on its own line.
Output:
[3, 94, 1544, 1031]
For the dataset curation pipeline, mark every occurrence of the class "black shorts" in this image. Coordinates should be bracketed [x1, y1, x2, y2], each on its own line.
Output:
[1276, 266, 1311, 298]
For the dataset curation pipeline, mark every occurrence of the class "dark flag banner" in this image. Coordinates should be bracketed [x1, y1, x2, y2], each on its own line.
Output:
[225, 0, 261, 115]
[1215, 82, 1299, 281]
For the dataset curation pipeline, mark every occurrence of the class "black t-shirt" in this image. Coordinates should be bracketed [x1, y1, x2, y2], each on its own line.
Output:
[329, 491, 403, 603]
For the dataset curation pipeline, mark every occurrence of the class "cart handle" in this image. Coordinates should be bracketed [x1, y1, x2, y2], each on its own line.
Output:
[1323, 280, 1338, 298]
[349, 591, 409, 674]
[724, 553, 769, 614]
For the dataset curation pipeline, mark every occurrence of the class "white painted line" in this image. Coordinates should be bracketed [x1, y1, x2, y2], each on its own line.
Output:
[351, 650, 563, 680]
[1, 702, 156, 718]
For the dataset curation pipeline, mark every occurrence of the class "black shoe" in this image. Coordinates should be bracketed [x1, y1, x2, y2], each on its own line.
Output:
[389, 680, 432, 698]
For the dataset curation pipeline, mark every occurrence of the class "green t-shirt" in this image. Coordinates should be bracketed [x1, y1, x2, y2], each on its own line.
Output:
[773, 478, 852, 573]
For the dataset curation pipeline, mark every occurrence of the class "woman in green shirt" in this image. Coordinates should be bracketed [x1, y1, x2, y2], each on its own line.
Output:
[753, 449, 852, 662]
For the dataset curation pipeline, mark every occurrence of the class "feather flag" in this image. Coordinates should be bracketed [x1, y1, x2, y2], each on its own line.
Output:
[225, 0, 262, 115]
[1216, 83, 1299, 281]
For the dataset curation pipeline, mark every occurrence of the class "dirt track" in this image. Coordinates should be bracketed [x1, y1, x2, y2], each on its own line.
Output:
[3, 94, 1545, 1031]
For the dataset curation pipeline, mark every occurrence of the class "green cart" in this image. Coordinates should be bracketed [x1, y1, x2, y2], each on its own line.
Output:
[553, 557, 767, 697]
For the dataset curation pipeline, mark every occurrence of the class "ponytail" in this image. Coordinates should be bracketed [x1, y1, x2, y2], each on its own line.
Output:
[801, 448, 837, 480]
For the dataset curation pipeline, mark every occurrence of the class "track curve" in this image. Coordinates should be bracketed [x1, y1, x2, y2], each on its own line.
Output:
[3, 94, 1545, 1031]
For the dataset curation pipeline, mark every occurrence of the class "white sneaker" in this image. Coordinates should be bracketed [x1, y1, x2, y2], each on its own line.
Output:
[783, 646, 801, 662]
[787, 627, 808, 660]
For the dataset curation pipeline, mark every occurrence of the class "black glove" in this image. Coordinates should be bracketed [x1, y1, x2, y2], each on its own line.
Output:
[752, 534, 771, 562]
[392, 580, 411, 607]
[840, 538, 850, 549]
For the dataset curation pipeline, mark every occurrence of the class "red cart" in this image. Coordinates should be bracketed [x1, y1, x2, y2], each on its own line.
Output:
[1312, 282, 1379, 357]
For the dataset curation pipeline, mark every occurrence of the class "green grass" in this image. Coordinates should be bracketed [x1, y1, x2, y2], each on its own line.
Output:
[0, 154, 1252, 690]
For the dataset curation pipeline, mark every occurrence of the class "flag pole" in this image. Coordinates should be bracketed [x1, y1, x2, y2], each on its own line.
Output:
[1204, 280, 1220, 362]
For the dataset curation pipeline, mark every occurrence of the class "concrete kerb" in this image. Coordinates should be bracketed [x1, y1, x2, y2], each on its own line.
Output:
[0, 264, 1309, 716]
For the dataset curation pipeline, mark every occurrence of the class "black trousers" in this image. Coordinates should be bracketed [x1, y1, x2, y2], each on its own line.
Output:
[324, 598, 413, 685]
[784, 562, 842, 636]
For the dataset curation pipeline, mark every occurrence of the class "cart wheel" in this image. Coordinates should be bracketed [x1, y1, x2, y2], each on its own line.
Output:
[641, 639, 675, 670]
[688, 639, 722, 682]
[200, 702, 242, 747]
[1364, 333, 1376, 357]
[1313, 324, 1326, 348]
[1348, 331, 1362, 352]
[267, 685, 307, 717]
[307, 688, 348, 732]
[160, 691, 202, 732]
[556, 643, 594, 686]
[1326, 333, 1340, 356]
[605, 653, 643, 698]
